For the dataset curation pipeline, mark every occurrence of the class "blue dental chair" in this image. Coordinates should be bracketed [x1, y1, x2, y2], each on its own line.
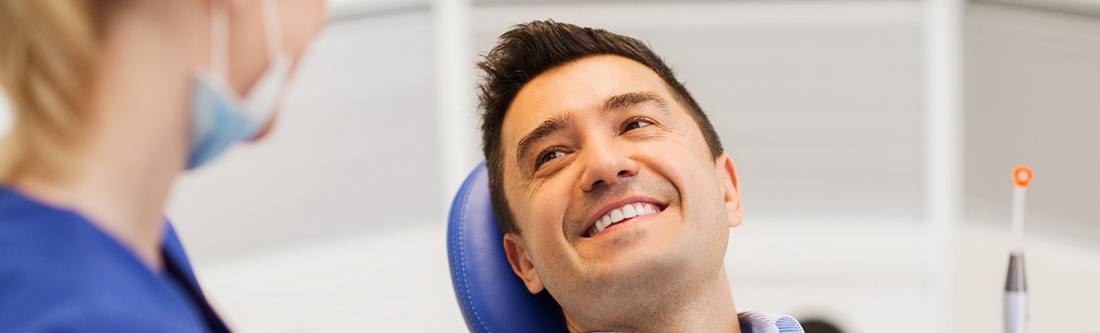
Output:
[446, 162, 567, 332]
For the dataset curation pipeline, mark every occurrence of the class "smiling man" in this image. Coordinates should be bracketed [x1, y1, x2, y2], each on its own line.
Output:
[476, 21, 804, 333]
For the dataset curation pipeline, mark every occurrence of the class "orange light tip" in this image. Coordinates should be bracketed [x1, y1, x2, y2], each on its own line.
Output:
[1014, 165, 1034, 188]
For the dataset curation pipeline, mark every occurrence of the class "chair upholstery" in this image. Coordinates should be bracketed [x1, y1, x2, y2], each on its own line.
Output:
[446, 162, 566, 332]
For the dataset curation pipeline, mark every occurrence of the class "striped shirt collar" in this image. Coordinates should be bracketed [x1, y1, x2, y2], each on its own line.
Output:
[738, 312, 804, 333]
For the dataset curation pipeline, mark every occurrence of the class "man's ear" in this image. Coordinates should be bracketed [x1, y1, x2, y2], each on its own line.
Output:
[715, 153, 742, 228]
[502, 233, 545, 294]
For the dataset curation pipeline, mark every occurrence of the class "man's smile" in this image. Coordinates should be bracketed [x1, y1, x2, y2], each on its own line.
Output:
[581, 197, 667, 238]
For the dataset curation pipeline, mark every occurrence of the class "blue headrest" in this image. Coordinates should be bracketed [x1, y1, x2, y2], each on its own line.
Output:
[447, 162, 566, 332]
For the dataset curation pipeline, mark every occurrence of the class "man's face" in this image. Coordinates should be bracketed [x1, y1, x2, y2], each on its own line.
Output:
[499, 55, 743, 323]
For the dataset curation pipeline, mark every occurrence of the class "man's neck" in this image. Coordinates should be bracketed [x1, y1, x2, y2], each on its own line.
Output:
[566, 266, 740, 333]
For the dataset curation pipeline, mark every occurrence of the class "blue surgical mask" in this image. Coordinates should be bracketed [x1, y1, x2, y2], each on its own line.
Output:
[187, 0, 292, 170]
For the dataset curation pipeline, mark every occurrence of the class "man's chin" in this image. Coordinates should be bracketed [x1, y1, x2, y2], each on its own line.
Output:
[550, 249, 691, 324]
[582, 243, 685, 287]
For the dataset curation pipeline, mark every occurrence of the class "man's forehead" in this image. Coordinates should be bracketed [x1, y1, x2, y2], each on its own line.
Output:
[500, 55, 677, 155]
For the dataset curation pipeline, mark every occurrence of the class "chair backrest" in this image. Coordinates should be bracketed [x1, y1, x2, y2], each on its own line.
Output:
[446, 162, 566, 332]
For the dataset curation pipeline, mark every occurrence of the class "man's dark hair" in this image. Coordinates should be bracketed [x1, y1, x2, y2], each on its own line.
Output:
[478, 20, 724, 235]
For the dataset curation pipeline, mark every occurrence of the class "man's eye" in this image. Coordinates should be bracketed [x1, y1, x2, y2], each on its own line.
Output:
[622, 118, 654, 132]
[535, 149, 566, 169]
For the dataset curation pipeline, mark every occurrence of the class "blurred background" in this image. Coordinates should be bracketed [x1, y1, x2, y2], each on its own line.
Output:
[2, 0, 1098, 331]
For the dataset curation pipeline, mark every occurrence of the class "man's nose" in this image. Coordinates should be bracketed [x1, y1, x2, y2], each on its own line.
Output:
[578, 139, 639, 192]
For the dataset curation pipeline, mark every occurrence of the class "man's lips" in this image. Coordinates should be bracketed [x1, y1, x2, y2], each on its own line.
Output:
[581, 197, 667, 238]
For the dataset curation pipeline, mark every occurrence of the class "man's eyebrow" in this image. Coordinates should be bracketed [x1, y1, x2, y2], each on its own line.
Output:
[515, 114, 573, 168]
[512, 92, 668, 169]
[601, 91, 670, 115]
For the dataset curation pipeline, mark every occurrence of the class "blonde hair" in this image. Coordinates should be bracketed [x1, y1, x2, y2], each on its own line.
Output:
[0, 1, 113, 181]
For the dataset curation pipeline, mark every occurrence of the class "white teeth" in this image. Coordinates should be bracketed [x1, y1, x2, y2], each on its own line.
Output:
[610, 209, 623, 223]
[590, 202, 662, 236]
[622, 204, 637, 219]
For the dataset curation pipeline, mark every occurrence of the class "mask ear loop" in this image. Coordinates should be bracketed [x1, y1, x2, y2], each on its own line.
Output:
[262, 0, 284, 62]
[240, 0, 291, 121]
[210, 0, 230, 80]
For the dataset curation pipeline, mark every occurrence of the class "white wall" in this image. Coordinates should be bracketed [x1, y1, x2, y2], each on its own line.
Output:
[965, 2, 1100, 250]
[198, 223, 465, 332]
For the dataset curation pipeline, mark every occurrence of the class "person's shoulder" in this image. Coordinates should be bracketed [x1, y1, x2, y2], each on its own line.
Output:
[0, 186, 140, 271]
[738, 311, 805, 333]
[0, 186, 91, 250]
[0, 191, 184, 331]
[0, 244, 202, 332]
[0, 189, 210, 332]
[0, 293, 185, 333]
[0, 248, 150, 330]
[0, 196, 120, 275]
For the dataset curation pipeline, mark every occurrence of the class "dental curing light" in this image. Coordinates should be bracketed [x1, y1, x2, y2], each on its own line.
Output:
[1005, 165, 1032, 333]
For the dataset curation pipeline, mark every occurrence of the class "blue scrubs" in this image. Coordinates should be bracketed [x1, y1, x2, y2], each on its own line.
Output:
[0, 186, 229, 332]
